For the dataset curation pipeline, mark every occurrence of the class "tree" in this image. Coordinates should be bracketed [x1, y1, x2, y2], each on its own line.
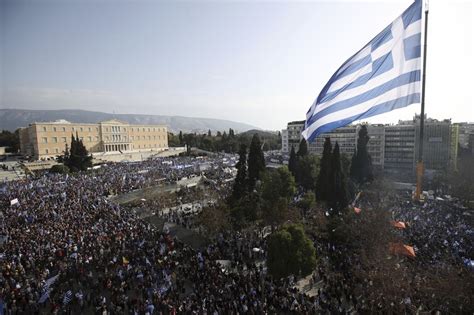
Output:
[350, 125, 374, 184]
[328, 143, 349, 213]
[277, 131, 282, 149]
[298, 191, 316, 218]
[207, 129, 212, 137]
[167, 133, 180, 146]
[231, 144, 248, 201]
[316, 137, 332, 202]
[296, 155, 320, 191]
[247, 134, 265, 190]
[64, 133, 92, 172]
[267, 224, 317, 279]
[198, 203, 231, 238]
[179, 131, 183, 145]
[230, 192, 260, 228]
[261, 167, 295, 203]
[297, 138, 309, 157]
[0, 129, 20, 153]
[50, 164, 70, 174]
[260, 167, 296, 229]
[288, 146, 298, 178]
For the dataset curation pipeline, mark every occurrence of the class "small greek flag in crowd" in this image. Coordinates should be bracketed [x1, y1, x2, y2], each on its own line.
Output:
[43, 274, 60, 290]
[303, 0, 422, 141]
[63, 290, 73, 305]
[38, 290, 50, 304]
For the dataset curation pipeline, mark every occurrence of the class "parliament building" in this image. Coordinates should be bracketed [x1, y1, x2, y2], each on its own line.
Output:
[19, 119, 168, 160]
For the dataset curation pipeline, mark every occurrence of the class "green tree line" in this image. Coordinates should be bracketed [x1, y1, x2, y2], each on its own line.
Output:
[168, 129, 281, 153]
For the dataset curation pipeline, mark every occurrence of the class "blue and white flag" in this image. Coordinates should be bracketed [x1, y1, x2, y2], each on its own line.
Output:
[62, 290, 73, 305]
[38, 290, 50, 304]
[303, 0, 422, 141]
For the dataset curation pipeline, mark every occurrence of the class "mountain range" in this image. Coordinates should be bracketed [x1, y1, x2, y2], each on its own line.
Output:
[0, 109, 260, 133]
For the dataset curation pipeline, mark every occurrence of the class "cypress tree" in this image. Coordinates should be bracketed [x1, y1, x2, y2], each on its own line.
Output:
[316, 137, 332, 201]
[350, 125, 374, 184]
[328, 142, 349, 213]
[232, 144, 248, 201]
[247, 133, 265, 190]
[288, 146, 298, 179]
[297, 138, 309, 157]
[64, 133, 92, 172]
[179, 131, 183, 145]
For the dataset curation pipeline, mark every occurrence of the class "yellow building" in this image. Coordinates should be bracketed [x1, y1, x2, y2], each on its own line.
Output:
[19, 119, 168, 160]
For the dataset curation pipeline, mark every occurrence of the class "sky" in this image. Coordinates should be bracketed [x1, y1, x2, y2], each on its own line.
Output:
[1, 0, 472, 130]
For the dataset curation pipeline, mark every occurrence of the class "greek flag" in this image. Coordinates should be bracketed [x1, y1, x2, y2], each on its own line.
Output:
[303, 0, 422, 141]
[62, 290, 73, 305]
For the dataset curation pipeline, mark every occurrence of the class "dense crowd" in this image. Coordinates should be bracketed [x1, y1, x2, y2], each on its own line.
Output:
[0, 156, 320, 314]
[1, 155, 473, 314]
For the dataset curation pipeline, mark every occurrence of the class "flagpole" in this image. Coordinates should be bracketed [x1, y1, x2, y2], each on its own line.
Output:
[415, 1, 429, 201]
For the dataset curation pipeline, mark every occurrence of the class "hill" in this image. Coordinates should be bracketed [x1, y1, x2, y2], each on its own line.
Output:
[0, 109, 259, 133]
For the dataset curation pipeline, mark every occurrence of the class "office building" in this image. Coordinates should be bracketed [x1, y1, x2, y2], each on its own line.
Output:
[309, 126, 357, 156]
[383, 124, 416, 177]
[281, 120, 305, 153]
[282, 115, 456, 177]
[455, 122, 474, 149]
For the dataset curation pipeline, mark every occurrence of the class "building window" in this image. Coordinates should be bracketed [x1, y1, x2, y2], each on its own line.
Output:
[52, 137, 58, 143]
[43, 127, 47, 132]
[131, 136, 134, 141]
[143, 128, 145, 132]
[72, 127, 75, 131]
[42, 137, 48, 143]
[80, 127, 83, 132]
[89, 127, 91, 132]
[55, 148, 59, 153]
[53, 127, 57, 132]
[62, 137, 67, 142]
[88, 136, 92, 142]
[123, 128, 126, 131]
[96, 127, 99, 131]
[45, 149, 49, 154]
[63, 127, 66, 132]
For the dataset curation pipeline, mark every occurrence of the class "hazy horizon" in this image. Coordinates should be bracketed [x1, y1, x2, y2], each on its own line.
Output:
[1, 0, 472, 130]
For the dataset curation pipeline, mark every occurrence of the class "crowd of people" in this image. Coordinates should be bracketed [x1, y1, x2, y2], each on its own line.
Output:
[1, 154, 472, 314]
[0, 155, 321, 314]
